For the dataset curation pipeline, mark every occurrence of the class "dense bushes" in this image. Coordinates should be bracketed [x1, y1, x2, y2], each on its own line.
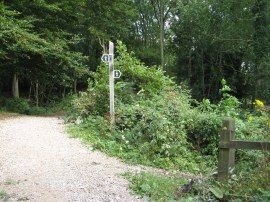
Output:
[1, 97, 30, 114]
[68, 41, 222, 171]
[68, 41, 270, 163]
[0, 95, 72, 115]
[115, 91, 200, 170]
[68, 41, 270, 200]
[185, 112, 222, 155]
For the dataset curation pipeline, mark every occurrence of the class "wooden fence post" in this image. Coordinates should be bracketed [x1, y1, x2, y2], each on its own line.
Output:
[217, 117, 236, 181]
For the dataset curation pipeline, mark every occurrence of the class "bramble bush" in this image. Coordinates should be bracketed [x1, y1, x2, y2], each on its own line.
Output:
[4, 97, 29, 114]
[67, 41, 225, 171]
[67, 41, 270, 200]
[115, 90, 202, 170]
[0, 95, 74, 115]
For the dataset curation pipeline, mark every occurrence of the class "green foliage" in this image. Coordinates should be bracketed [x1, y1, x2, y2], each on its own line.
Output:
[49, 94, 77, 113]
[68, 41, 214, 171]
[115, 40, 173, 95]
[67, 115, 112, 151]
[251, 190, 270, 202]
[185, 111, 222, 156]
[124, 172, 186, 201]
[67, 40, 270, 200]
[87, 0, 136, 41]
[124, 156, 269, 201]
[125, 171, 226, 202]
[0, 189, 9, 202]
[216, 79, 241, 117]
[69, 40, 175, 117]
[0, 94, 74, 115]
[170, 0, 270, 102]
[115, 91, 201, 170]
[0, 1, 90, 103]
[5, 178, 17, 186]
[25, 106, 48, 115]
[220, 155, 270, 201]
[5, 97, 29, 114]
[0, 96, 6, 108]
[1, 0, 270, 107]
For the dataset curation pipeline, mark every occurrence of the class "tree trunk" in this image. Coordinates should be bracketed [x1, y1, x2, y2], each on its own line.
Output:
[99, 38, 108, 53]
[40, 85, 45, 104]
[48, 86, 53, 101]
[62, 87, 66, 100]
[207, 58, 214, 97]
[160, 0, 165, 69]
[12, 73, 19, 98]
[29, 81, 32, 99]
[252, 0, 268, 100]
[201, 50, 205, 97]
[74, 79, 77, 94]
[188, 49, 192, 85]
[35, 80, 39, 107]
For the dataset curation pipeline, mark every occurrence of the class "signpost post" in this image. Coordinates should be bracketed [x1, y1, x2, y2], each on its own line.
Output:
[101, 41, 122, 125]
[109, 42, 115, 125]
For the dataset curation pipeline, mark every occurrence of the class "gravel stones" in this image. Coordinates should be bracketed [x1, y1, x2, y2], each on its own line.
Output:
[0, 116, 144, 202]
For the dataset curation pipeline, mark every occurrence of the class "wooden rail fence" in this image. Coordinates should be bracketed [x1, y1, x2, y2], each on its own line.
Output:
[217, 117, 270, 181]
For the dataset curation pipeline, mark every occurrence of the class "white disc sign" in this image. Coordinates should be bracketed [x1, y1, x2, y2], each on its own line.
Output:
[113, 70, 121, 78]
[101, 54, 113, 63]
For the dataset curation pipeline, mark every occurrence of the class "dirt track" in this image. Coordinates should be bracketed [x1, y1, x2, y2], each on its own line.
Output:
[0, 116, 144, 202]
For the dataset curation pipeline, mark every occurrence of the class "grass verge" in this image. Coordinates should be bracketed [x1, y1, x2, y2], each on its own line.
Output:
[0, 189, 9, 201]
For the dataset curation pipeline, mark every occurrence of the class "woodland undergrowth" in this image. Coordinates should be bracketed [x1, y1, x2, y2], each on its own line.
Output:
[67, 41, 270, 201]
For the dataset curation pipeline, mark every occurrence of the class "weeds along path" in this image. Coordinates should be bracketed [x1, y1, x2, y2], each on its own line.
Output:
[0, 116, 144, 202]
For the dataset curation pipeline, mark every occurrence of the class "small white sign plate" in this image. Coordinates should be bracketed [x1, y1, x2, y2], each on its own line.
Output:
[101, 54, 113, 63]
[114, 70, 121, 78]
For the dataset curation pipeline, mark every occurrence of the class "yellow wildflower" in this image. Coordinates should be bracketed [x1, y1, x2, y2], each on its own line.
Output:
[253, 99, 264, 107]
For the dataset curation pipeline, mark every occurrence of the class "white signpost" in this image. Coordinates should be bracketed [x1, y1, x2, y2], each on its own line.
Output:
[101, 42, 121, 125]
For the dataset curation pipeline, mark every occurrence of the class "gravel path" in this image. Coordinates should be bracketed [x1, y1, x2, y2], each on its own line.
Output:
[0, 116, 145, 202]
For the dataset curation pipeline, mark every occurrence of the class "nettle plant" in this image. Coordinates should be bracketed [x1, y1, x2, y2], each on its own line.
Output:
[216, 79, 241, 117]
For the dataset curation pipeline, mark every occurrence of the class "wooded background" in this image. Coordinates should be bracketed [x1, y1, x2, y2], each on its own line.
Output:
[0, 0, 269, 103]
